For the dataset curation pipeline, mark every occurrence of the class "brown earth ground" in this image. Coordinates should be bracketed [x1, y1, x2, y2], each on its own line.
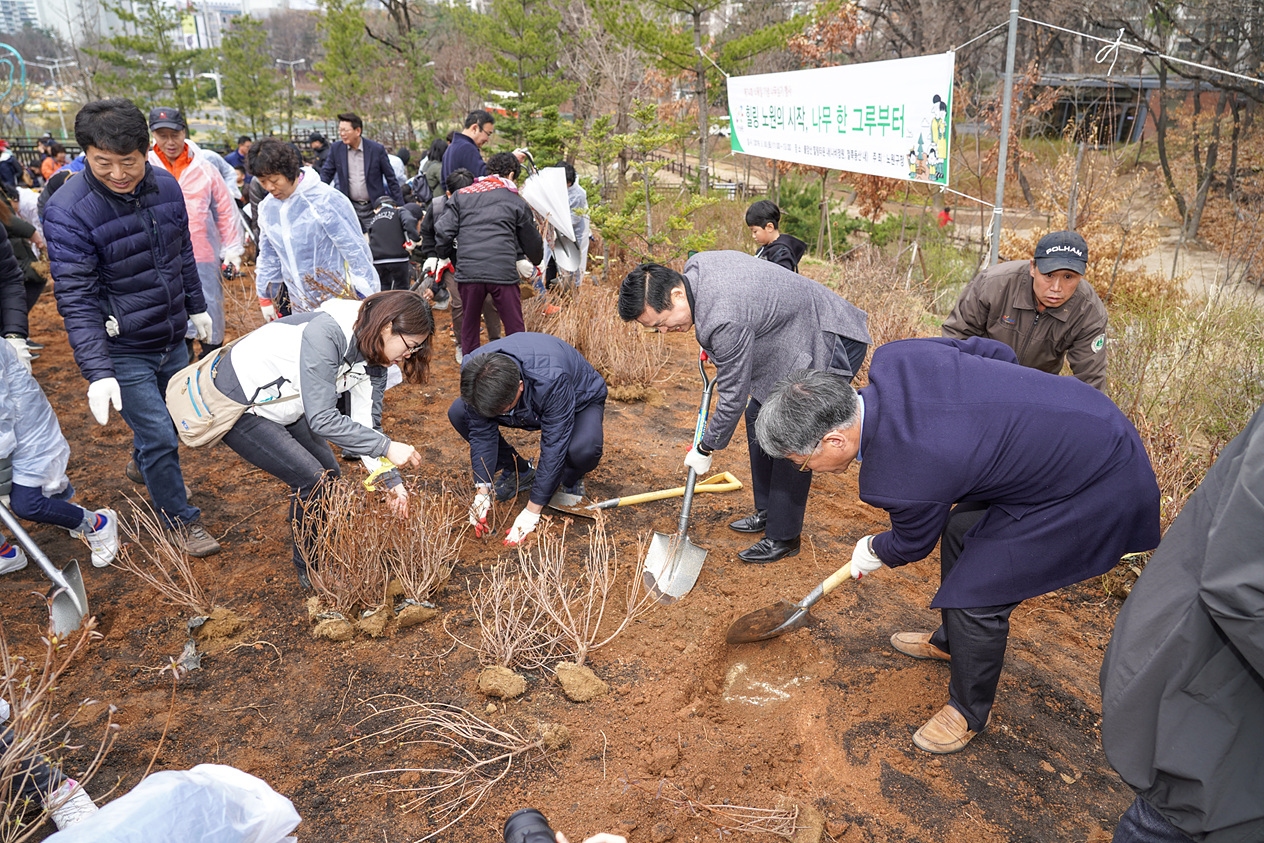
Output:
[2, 273, 1134, 843]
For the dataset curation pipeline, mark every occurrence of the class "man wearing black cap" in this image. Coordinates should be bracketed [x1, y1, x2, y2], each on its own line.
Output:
[308, 132, 329, 173]
[942, 230, 1108, 391]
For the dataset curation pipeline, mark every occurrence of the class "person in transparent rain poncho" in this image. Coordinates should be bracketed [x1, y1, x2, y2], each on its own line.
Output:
[248, 138, 379, 321]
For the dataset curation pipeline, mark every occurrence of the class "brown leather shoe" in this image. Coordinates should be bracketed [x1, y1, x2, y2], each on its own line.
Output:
[913, 704, 987, 754]
[890, 631, 951, 662]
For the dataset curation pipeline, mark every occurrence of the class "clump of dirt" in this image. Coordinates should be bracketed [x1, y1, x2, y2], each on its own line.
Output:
[477, 665, 527, 699]
[555, 661, 608, 702]
[312, 617, 354, 641]
[189, 607, 246, 642]
[608, 385, 663, 405]
[355, 606, 392, 638]
[535, 721, 570, 750]
[788, 798, 825, 843]
[396, 602, 438, 628]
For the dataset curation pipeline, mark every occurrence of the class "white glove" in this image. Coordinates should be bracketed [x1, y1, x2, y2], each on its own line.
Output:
[850, 535, 883, 579]
[190, 312, 213, 342]
[87, 378, 122, 426]
[504, 508, 541, 546]
[4, 336, 32, 374]
[259, 298, 278, 322]
[469, 490, 492, 537]
[683, 445, 712, 476]
[227, 255, 243, 273]
[386, 441, 421, 468]
[515, 258, 535, 280]
[437, 258, 452, 273]
[105, 316, 120, 337]
[422, 257, 439, 275]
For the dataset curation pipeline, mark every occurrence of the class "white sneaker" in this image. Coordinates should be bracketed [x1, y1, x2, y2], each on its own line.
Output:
[0, 542, 28, 574]
[48, 778, 98, 829]
[455, 345, 463, 364]
[72, 509, 119, 568]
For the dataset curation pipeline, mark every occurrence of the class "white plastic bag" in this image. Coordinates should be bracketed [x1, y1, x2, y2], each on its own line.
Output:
[47, 764, 301, 843]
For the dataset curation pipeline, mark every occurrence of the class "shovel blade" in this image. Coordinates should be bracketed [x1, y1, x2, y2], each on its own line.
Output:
[544, 490, 596, 520]
[725, 599, 811, 644]
[47, 558, 89, 638]
[643, 530, 708, 605]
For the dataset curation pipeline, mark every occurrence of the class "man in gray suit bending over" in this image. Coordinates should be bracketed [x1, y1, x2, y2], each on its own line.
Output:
[617, 251, 870, 563]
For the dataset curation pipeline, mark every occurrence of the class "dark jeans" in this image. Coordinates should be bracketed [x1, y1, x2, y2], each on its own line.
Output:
[0, 725, 65, 803]
[447, 398, 605, 490]
[220, 412, 340, 573]
[1113, 796, 1195, 843]
[112, 345, 200, 528]
[459, 282, 523, 355]
[9, 482, 83, 530]
[927, 501, 1020, 732]
[376, 261, 411, 291]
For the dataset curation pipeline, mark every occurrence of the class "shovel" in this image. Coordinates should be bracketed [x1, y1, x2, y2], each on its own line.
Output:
[545, 471, 743, 520]
[643, 349, 716, 605]
[725, 561, 853, 644]
[0, 502, 90, 637]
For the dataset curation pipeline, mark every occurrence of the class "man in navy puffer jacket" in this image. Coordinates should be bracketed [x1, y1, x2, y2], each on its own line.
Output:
[44, 99, 220, 557]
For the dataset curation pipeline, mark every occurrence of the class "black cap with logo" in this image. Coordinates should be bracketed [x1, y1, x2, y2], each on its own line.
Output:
[147, 107, 187, 131]
[1033, 230, 1088, 275]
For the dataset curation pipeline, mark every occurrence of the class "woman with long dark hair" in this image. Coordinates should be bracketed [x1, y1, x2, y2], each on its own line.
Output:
[212, 290, 433, 587]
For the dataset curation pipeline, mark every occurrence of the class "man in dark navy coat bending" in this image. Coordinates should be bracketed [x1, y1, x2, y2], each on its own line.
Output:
[756, 337, 1160, 754]
[450, 332, 607, 547]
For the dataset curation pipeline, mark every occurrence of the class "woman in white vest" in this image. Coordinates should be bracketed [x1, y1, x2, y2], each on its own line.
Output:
[211, 290, 431, 588]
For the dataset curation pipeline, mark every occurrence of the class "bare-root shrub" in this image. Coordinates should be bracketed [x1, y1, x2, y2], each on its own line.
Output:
[221, 269, 264, 337]
[292, 269, 364, 313]
[454, 561, 565, 670]
[298, 479, 391, 617]
[382, 483, 461, 604]
[115, 500, 215, 617]
[0, 617, 117, 842]
[339, 697, 567, 841]
[517, 514, 656, 667]
[524, 285, 667, 399]
[631, 779, 802, 839]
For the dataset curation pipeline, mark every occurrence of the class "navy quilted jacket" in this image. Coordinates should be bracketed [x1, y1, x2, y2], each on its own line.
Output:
[45, 163, 205, 383]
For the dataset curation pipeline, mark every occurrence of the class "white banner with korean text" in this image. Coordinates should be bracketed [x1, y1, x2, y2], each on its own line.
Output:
[727, 52, 955, 185]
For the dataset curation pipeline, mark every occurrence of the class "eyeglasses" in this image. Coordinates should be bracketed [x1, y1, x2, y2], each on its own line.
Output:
[798, 437, 823, 472]
[401, 336, 425, 357]
[480, 125, 495, 138]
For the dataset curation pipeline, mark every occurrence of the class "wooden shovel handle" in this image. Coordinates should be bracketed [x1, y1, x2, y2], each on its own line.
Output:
[820, 562, 854, 596]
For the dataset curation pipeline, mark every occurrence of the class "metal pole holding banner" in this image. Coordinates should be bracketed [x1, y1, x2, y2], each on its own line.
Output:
[989, 0, 1021, 267]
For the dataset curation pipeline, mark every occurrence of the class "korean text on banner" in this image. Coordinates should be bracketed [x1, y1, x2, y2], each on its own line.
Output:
[726, 52, 955, 186]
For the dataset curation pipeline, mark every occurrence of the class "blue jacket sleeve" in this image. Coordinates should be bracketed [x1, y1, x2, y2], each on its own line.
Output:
[45, 202, 114, 383]
[529, 374, 578, 506]
[0, 226, 27, 338]
[467, 410, 502, 488]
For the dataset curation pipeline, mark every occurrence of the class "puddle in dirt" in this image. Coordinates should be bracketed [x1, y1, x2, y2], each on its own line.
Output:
[721, 660, 812, 705]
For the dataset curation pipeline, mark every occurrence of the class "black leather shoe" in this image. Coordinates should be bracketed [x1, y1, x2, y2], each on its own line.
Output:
[729, 510, 768, 533]
[738, 536, 801, 564]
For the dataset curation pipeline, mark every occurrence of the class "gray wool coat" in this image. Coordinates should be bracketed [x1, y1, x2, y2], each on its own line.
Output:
[1101, 402, 1264, 842]
[685, 250, 870, 451]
